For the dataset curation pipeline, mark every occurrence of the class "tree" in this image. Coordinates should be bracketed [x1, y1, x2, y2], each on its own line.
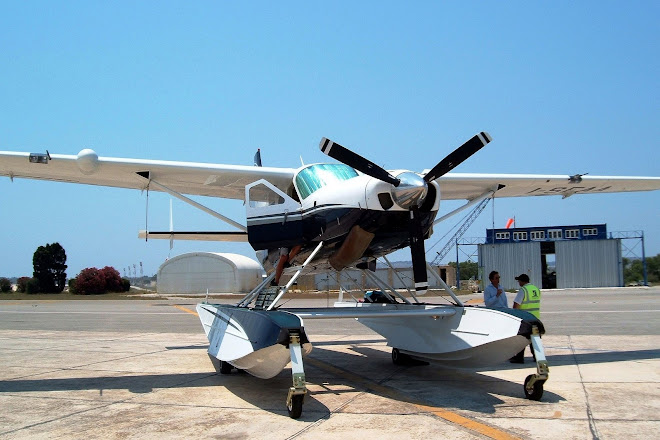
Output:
[32, 243, 68, 293]
[623, 254, 660, 285]
[0, 277, 11, 293]
[647, 254, 659, 283]
[16, 277, 31, 293]
[73, 266, 126, 295]
[74, 268, 106, 295]
[100, 266, 123, 292]
[448, 261, 479, 280]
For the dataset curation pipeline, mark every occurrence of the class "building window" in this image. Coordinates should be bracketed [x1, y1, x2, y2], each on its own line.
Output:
[548, 229, 563, 239]
[495, 232, 510, 240]
[565, 229, 579, 238]
[531, 231, 545, 240]
[513, 231, 528, 241]
[583, 228, 598, 236]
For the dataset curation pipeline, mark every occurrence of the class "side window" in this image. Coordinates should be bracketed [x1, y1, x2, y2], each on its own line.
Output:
[245, 179, 301, 218]
[248, 183, 285, 208]
[548, 229, 563, 239]
[531, 231, 545, 240]
[513, 231, 528, 241]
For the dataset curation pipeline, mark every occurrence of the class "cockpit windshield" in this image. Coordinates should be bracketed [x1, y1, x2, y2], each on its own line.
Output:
[295, 164, 358, 199]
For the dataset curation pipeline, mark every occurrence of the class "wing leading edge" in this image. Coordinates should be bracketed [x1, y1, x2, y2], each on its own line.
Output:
[0, 150, 297, 200]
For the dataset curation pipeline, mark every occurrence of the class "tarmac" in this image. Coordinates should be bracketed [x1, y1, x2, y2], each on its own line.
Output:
[0, 288, 659, 439]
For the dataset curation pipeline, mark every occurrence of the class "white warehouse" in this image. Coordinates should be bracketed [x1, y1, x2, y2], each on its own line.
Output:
[157, 252, 265, 294]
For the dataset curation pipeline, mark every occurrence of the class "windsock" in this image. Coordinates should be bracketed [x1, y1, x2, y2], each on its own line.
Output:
[505, 218, 515, 229]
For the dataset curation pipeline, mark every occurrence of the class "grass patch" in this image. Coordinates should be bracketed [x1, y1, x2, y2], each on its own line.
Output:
[0, 289, 155, 301]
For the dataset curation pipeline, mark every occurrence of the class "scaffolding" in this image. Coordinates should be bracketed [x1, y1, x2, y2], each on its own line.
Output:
[428, 198, 490, 267]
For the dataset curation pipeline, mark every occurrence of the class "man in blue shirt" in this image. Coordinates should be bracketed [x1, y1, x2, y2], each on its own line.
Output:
[484, 271, 508, 308]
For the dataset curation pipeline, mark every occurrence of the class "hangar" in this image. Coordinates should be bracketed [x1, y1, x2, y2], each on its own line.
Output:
[478, 224, 623, 290]
[157, 252, 265, 294]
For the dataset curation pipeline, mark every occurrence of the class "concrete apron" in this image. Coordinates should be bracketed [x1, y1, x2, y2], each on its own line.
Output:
[0, 328, 658, 439]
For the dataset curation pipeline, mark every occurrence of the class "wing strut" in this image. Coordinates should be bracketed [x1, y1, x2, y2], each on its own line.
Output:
[136, 172, 247, 232]
[433, 184, 503, 226]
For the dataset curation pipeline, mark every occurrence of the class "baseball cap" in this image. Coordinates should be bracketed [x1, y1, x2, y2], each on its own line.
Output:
[515, 274, 530, 283]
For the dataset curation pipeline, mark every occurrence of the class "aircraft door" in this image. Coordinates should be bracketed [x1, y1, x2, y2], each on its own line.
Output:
[245, 179, 303, 250]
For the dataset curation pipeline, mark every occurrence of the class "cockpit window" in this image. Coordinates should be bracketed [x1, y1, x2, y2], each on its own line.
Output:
[295, 164, 358, 199]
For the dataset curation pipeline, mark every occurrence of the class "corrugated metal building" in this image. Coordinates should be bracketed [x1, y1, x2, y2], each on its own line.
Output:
[157, 252, 265, 294]
[479, 224, 622, 290]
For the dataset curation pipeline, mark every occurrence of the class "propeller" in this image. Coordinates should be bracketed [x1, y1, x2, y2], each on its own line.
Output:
[319, 132, 492, 295]
[320, 138, 401, 186]
[423, 132, 492, 182]
[409, 206, 428, 294]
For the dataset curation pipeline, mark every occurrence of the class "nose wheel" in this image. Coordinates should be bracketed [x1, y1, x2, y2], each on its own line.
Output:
[524, 374, 546, 400]
[285, 332, 307, 419]
[524, 325, 549, 401]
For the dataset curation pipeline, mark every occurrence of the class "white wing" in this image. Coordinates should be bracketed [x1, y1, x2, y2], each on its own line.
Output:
[0, 149, 296, 200]
[1, 149, 659, 202]
[433, 173, 660, 200]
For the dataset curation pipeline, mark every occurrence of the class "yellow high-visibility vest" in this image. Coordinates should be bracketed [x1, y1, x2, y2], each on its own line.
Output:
[519, 283, 541, 319]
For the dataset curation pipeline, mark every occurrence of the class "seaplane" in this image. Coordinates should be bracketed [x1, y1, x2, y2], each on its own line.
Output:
[2, 132, 659, 418]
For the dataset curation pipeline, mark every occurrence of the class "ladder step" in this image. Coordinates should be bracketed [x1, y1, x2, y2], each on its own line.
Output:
[254, 286, 279, 310]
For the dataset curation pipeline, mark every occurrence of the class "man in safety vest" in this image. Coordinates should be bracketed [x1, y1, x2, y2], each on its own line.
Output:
[510, 273, 541, 363]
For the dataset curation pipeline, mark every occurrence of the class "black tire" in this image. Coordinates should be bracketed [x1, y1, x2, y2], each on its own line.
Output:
[287, 394, 304, 419]
[220, 361, 233, 374]
[524, 374, 544, 401]
[392, 348, 409, 365]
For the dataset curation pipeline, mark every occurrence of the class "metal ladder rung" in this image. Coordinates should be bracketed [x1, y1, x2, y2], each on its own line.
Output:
[254, 286, 279, 310]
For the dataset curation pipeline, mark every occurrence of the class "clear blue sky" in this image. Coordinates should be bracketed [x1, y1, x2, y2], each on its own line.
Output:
[1, 1, 658, 278]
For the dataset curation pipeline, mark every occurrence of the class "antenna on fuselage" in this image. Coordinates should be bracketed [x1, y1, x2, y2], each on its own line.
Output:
[300, 156, 305, 166]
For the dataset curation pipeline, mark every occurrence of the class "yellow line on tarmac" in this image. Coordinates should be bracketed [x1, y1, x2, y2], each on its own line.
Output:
[306, 357, 521, 440]
[172, 304, 199, 316]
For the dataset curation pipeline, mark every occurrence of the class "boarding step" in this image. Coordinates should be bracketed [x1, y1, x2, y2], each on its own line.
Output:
[254, 286, 280, 310]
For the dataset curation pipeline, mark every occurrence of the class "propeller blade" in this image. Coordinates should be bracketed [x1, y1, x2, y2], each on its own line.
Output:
[409, 207, 428, 295]
[423, 132, 492, 182]
[320, 138, 401, 186]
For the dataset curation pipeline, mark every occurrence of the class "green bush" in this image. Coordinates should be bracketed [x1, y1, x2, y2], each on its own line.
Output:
[121, 278, 131, 292]
[17, 277, 31, 293]
[26, 278, 41, 294]
[0, 278, 11, 293]
[68, 278, 77, 294]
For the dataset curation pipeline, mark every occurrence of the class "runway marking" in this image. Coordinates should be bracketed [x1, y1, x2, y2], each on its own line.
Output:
[172, 304, 199, 316]
[306, 357, 521, 440]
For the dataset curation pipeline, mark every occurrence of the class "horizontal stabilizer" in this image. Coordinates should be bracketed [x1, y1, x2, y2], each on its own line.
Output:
[138, 230, 249, 242]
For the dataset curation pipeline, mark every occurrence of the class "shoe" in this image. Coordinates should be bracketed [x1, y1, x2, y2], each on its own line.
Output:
[509, 358, 524, 364]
